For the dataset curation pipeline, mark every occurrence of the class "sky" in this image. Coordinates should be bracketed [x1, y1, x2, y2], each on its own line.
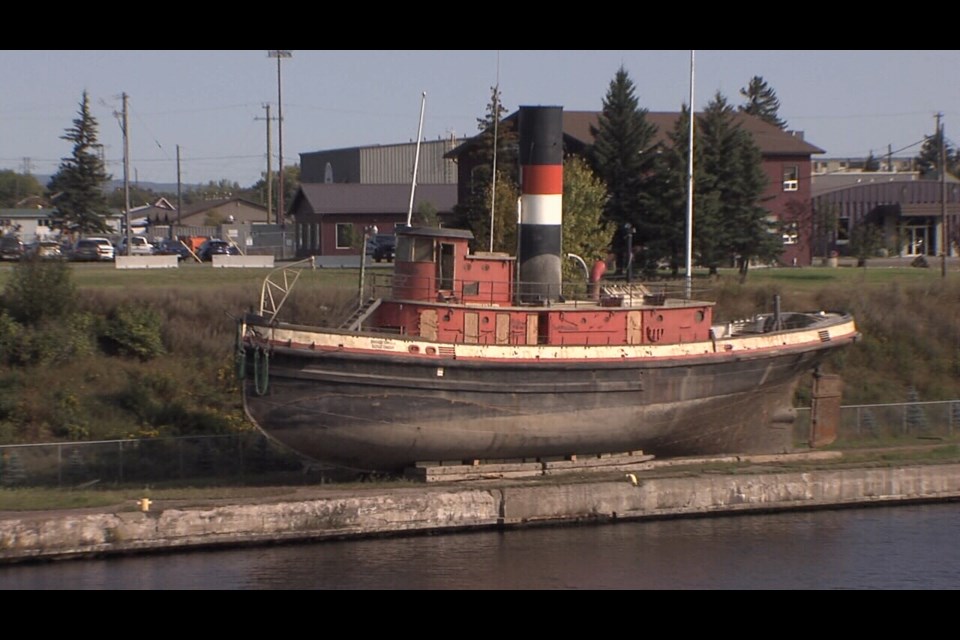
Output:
[2, 50, 959, 189]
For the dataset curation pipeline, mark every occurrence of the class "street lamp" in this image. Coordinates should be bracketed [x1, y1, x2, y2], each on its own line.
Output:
[268, 50, 292, 227]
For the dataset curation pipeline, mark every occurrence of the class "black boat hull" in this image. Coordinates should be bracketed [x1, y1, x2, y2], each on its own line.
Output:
[242, 332, 842, 471]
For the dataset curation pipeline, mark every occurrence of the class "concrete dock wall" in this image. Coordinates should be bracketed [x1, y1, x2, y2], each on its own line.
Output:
[2, 463, 960, 563]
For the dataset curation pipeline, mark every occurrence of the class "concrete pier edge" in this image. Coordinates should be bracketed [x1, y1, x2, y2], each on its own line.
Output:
[3, 457, 960, 564]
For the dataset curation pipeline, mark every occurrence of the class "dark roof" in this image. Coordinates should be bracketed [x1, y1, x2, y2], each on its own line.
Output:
[181, 197, 266, 217]
[448, 109, 824, 158]
[294, 184, 458, 215]
[813, 178, 960, 205]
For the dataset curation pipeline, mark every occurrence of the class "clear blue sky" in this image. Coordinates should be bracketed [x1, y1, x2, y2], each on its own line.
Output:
[2, 50, 958, 188]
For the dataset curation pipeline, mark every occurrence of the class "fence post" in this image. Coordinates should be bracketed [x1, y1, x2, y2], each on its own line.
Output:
[118, 440, 124, 484]
[57, 443, 62, 489]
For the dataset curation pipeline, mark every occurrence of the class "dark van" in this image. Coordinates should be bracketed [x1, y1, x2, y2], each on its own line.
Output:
[0, 236, 24, 261]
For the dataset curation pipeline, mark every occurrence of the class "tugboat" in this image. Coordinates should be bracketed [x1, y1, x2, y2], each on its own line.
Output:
[238, 106, 859, 473]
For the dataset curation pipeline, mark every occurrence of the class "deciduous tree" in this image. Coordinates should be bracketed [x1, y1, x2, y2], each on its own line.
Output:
[0, 171, 45, 209]
[561, 156, 612, 284]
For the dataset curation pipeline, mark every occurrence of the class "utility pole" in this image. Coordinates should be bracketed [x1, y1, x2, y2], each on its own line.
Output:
[268, 50, 292, 227]
[176, 145, 182, 229]
[937, 113, 947, 278]
[255, 103, 275, 224]
[119, 93, 131, 256]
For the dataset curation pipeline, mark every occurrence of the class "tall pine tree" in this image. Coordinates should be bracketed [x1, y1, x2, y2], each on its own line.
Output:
[697, 92, 779, 278]
[589, 66, 658, 274]
[647, 105, 698, 277]
[48, 91, 112, 236]
[915, 126, 959, 179]
[738, 76, 787, 130]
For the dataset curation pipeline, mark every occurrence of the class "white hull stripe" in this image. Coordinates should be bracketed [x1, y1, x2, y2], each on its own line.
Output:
[250, 320, 859, 362]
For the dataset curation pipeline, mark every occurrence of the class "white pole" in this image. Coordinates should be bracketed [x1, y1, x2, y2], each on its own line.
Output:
[489, 52, 500, 252]
[122, 93, 131, 255]
[684, 50, 696, 299]
[407, 91, 427, 227]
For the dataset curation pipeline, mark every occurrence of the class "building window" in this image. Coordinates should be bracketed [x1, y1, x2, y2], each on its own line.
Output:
[781, 221, 799, 245]
[782, 165, 799, 192]
[837, 217, 850, 244]
[336, 223, 353, 250]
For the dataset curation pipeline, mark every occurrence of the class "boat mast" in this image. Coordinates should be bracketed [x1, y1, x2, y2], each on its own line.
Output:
[684, 50, 696, 299]
[489, 51, 500, 252]
[406, 91, 427, 227]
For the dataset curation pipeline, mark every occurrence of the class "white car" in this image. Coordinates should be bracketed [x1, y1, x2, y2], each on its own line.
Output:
[72, 237, 115, 261]
[117, 236, 155, 256]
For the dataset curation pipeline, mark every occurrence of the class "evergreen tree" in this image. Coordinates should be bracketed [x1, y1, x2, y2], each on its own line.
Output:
[738, 76, 787, 130]
[647, 106, 697, 277]
[47, 91, 112, 236]
[589, 66, 659, 274]
[561, 156, 613, 284]
[863, 152, 881, 172]
[697, 92, 780, 278]
[915, 127, 959, 179]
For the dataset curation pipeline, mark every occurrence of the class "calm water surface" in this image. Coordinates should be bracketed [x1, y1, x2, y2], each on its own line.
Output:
[2, 503, 958, 589]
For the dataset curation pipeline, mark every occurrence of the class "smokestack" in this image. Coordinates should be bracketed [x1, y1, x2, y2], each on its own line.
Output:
[518, 105, 563, 302]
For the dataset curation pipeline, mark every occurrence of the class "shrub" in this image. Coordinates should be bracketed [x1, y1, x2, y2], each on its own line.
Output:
[100, 304, 165, 361]
[1, 256, 76, 324]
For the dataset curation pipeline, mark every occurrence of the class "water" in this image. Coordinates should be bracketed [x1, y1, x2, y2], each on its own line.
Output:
[2, 503, 959, 589]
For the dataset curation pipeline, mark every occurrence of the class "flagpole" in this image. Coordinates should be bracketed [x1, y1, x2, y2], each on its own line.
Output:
[685, 50, 695, 299]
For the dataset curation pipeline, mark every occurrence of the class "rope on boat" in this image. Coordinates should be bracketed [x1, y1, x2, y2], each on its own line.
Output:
[235, 322, 246, 381]
[253, 346, 270, 396]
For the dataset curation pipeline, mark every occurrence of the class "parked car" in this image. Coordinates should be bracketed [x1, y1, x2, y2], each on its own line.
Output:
[0, 236, 25, 261]
[369, 234, 396, 263]
[155, 239, 193, 261]
[71, 237, 115, 262]
[26, 240, 63, 260]
[117, 236, 155, 256]
[197, 238, 240, 261]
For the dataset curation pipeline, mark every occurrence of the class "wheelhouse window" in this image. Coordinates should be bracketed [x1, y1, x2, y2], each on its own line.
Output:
[396, 235, 435, 263]
[437, 242, 455, 291]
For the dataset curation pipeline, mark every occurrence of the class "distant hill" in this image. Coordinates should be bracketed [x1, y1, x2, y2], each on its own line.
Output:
[35, 175, 204, 194]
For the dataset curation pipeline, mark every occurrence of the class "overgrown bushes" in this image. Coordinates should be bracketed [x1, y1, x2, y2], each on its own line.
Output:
[1, 259, 959, 445]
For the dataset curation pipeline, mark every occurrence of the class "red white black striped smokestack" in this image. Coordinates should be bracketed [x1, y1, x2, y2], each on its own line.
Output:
[518, 105, 563, 303]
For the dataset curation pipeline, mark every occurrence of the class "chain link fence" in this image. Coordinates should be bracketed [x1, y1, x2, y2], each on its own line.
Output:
[3, 399, 959, 488]
[0, 432, 342, 489]
[796, 399, 960, 444]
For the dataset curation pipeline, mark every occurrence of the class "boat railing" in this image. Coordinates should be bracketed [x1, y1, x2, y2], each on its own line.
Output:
[257, 257, 317, 323]
[366, 272, 702, 308]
